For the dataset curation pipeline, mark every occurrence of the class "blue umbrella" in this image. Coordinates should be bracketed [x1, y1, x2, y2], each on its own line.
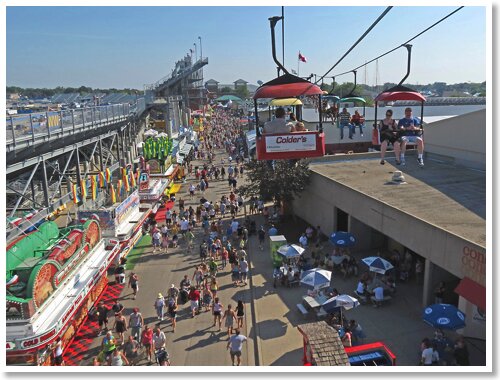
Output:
[330, 231, 356, 247]
[300, 268, 332, 290]
[362, 256, 394, 275]
[423, 304, 466, 330]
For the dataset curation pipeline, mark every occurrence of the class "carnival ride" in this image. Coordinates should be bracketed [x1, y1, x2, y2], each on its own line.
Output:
[252, 16, 326, 161]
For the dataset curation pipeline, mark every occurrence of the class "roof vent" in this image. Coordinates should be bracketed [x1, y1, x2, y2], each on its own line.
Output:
[391, 171, 407, 184]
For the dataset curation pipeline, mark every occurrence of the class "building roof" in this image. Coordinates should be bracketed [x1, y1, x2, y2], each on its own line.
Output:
[310, 156, 486, 247]
[205, 79, 219, 84]
[297, 322, 350, 366]
[234, 79, 249, 84]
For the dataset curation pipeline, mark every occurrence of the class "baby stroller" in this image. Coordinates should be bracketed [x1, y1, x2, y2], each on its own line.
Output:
[155, 347, 171, 366]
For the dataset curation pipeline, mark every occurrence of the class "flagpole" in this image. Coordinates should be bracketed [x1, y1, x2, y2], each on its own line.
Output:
[297, 54, 300, 77]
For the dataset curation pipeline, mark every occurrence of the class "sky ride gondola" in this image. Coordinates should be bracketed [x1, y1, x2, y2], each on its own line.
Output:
[253, 16, 326, 161]
[371, 45, 426, 146]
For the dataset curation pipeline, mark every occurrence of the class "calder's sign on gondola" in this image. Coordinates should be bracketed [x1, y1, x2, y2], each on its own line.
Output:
[265, 134, 317, 152]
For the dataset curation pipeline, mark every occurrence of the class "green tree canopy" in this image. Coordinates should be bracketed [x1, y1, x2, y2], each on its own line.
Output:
[239, 159, 311, 205]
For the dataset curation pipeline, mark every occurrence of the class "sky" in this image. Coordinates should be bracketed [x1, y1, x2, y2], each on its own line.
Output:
[6, 5, 487, 89]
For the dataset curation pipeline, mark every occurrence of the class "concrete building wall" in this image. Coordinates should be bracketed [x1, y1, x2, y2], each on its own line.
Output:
[293, 172, 486, 287]
[425, 109, 486, 170]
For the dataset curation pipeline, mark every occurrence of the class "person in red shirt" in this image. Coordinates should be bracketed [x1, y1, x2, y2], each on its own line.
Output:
[141, 325, 154, 364]
[350, 110, 365, 136]
[188, 286, 201, 318]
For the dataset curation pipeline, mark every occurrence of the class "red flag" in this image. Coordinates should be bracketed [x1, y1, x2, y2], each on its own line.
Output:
[298, 52, 307, 63]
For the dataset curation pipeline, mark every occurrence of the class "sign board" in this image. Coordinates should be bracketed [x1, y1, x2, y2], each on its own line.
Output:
[265, 134, 317, 153]
[115, 190, 140, 226]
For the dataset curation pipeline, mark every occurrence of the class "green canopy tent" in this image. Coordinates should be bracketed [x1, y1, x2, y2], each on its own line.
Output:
[215, 95, 244, 103]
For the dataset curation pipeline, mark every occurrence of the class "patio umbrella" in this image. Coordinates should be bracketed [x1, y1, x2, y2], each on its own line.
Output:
[277, 244, 305, 259]
[321, 294, 360, 320]
[362, 256, 394, 275]
[330, 231, 356, 247]
[423, 304, 466, 330]
[156, 132, 169, 138]
[300, 268, 332, 290]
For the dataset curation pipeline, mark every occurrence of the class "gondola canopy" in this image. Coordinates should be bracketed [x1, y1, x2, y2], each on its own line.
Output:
[374, 84, 426, 102]
[254, 73, 323, 99]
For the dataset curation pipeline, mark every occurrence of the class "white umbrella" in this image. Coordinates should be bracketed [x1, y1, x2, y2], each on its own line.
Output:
[277, 244, 305, 259]
[144, 129, 158, 136]
[321, 294, 360, 321]
[300, 268, 332, 290]
[362, 256, 394, 275]
[156, 132, 169, 138]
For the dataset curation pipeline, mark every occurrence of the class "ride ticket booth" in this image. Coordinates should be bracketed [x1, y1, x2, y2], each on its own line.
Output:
[297, 322, 350, 366]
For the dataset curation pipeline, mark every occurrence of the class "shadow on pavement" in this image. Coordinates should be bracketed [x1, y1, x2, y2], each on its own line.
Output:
[249, 319, 288, 341]
[269, 347, 303, 366]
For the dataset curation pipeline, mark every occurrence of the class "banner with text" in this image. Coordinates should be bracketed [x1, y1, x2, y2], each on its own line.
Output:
[265, 134, 317, 152]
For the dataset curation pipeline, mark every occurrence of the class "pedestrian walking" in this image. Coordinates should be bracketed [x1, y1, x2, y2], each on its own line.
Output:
[239, 257, 249, 286]
[154, 293, 165, 321]
[128, 308, 143, 342]
[113, 312, 127, 345]
[96, 301, 109, 336]
[236, 300, 245, 328]
[152, 230, 161, 253]
[213, 297, 224, 331]
[128, 272, 139, 300]
[222, 304, 237, 339]
[141, 325, 154, 364]
[167, 298, 178, 333]
[227, 329, 247, 366]
[123, 335, 139, 366]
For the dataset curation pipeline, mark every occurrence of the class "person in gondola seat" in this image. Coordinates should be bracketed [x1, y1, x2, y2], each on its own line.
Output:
[263, 107, 291, 134]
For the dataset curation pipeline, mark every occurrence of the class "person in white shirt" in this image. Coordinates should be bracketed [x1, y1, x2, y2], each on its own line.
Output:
[180, 218, 190, 235]
[372, 285, 384, 307]
[299, 233, 308, 248]
[421, 342, 434, 366]
[263, 107, 291, 134]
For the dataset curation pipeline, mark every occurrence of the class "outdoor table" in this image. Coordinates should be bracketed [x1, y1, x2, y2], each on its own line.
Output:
[302, 294, 329, 310]
[302, 296, 322, 309]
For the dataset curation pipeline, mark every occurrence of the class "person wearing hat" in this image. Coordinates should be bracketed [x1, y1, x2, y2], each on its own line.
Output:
[168, 283, 179, 302]
[128, 307, 144, 342]
[154, 293, 166, 321]
[397, 107, 425, 167]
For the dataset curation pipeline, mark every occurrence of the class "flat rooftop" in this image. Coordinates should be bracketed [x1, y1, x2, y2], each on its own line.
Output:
[310, 155, 486, 247]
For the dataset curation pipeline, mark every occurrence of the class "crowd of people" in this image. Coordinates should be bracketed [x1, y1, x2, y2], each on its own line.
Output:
[90, 108, 252, 366]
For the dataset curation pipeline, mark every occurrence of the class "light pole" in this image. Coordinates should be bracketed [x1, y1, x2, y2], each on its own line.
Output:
[198, 36, 204, 115]
[198, 36, 202, 59]
[193, 43, 197, 62]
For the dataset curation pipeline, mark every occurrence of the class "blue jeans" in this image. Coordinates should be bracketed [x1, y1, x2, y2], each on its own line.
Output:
[353, 123, 364, 135]
[340, 122, 354, 139]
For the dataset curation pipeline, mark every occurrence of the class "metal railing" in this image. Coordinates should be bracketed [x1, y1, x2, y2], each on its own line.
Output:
[144, 58, 208, 91]
[6, 103, 131, 149]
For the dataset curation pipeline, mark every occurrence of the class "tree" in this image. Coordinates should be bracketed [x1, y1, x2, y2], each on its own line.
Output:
[219, 87, 233, 94]
[239, 159, 311, 211]
[234, 85, 249, 100]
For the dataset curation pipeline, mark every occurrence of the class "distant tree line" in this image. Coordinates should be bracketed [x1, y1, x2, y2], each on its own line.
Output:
[6, 86, 142, 99]
[320, 81, 486, 100]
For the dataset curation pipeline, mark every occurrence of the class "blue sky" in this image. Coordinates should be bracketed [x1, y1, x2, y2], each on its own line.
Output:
[6, 6, 486, 89]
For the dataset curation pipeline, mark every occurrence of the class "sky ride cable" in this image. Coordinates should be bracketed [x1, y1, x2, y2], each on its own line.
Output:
[331, 6, 465, 79]
[314, 6, 393, 85]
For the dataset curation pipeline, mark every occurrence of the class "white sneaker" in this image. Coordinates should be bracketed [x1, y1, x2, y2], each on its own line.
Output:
[401, 159, 406, 166]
